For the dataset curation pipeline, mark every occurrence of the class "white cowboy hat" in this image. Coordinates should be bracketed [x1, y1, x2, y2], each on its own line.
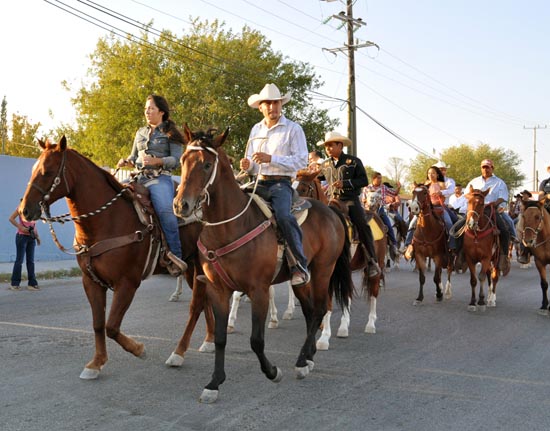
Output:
[247, 83, 291, 108]
[434, 160, 451, 169]
[319, 131, 352, 147]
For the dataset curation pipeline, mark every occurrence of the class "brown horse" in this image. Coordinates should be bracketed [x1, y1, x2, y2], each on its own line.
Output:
[173, 127, 353, 403]
[294, 169, 386, 339]
[463, 186, 499, 311]
[408, 184, 453, 305]
[518, 199, 550, 313]
[19, 137, 214, 378]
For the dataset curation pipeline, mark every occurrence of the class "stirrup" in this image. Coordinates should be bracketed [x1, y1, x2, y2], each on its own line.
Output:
[166, 251, 188, 276]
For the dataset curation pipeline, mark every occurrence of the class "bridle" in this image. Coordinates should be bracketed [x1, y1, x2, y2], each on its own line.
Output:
[185, 143, 256, 227]
[521, 205, 549, 248]
[30, 150, 70, 218]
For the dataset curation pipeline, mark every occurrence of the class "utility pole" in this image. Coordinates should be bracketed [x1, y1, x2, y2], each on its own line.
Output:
[524, 124, 547, 190]
[322, 0, 378, 156]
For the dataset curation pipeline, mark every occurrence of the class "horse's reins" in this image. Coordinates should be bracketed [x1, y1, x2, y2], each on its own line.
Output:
[465, 197, 496, 240]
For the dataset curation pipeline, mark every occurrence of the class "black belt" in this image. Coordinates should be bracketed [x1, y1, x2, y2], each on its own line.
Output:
[258, 175, 291, 181]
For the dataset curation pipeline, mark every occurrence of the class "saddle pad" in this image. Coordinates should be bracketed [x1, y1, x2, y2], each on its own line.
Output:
[369, 218, 384, 240]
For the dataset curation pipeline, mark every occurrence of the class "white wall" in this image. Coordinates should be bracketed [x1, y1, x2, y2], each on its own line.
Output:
[0, 155, 75, 262]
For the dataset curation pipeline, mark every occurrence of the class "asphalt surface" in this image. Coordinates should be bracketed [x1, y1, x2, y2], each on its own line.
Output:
[2, 259, 550, 431]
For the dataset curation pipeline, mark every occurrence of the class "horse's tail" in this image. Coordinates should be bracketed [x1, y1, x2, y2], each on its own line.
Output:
[329, 206, 355, 311]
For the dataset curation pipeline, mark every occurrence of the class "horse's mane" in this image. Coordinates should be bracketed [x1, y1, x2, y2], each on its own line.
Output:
[67, 148, 124, 193]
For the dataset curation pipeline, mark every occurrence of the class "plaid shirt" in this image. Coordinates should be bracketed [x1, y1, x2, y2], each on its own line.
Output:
[361, 184, 398, 209]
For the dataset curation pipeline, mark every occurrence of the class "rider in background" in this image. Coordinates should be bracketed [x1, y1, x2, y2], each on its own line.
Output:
[116, 94, 186, 276]
[434, 161, 458, 223]
[361, 172, 400, 258]
[448, 184, 468, 217]
[317, 131, 381, 278]
[239, 83, 310, 286]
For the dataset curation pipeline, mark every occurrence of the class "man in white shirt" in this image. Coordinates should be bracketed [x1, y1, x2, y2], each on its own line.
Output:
[455, 159, 515, 275]
[448, 184, 467, 216]
[240, 83, 309, 286]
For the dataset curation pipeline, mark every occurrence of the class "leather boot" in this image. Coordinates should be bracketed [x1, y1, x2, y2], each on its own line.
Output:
[517, 245, 530, 264]
[166, 251, 188, 277]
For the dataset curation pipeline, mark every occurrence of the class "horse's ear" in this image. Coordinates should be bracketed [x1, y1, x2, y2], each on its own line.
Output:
[469, 185, 474, 194]
[213, 127, 230, 149]
[58, 135, 67, 151]
[182, 123, 193, 144]
[37, 138, 46, 150]
[482, 188, 490, 197]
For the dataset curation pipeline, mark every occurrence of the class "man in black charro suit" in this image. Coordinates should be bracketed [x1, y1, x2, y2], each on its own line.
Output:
[317, 131, 381, 278]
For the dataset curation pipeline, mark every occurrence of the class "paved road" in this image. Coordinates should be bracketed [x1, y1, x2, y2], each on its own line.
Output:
[2, 260, 550, 431]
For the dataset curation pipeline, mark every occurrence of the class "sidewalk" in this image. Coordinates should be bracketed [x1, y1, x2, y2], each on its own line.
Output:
[0, 259, 80, 275]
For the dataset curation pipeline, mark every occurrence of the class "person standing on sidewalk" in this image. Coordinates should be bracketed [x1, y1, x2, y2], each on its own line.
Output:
[8, 203, 41, 291]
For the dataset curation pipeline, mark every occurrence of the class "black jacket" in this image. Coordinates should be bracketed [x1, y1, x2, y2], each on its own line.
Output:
[319, 153, 368, 201]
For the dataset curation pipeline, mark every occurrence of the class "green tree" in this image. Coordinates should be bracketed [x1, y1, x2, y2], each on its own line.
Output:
[6, 114, 41, 158]
[407, 143, 525, 194]
[68, 20, 338, 167]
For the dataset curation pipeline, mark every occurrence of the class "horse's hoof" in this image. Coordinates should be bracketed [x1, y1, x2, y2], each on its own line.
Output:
[306, 360, 315, 372]
[467, 305, 477, 312]
[198, 341, 215, 353]
[227, 325, 235, 334]
[413, 300, 422, 306]
[487, 300, 496, 308]
[168, 294, 180, 302]
[79, 367, 100, 380]
[538, 309, 549, 316]
[271, 367, 283, 383]
[282, 311, 293, 320]
[364, 325, 376, 334]
[295, 365, 309, 379]
[336, 327, 348, 338]
[268, 320, 279, 329]
[316, 338, 329, 351]
[137, 345, 146, 359]
[165, 352, 185, 367]
[478, 305, 487, 312]
[199, 389, 219, 404]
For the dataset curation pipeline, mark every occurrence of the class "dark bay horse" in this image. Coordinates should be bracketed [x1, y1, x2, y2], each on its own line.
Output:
[19, 137, 214, 378]
[173, 127, 353, 403]
[294, 169, 386, 339]
[408, 185, 453, 305]
[463, 186, 499, 311]
[518, 199, 550, 314]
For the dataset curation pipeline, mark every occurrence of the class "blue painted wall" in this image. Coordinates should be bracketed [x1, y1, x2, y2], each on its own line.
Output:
[0, 155, 75, 263]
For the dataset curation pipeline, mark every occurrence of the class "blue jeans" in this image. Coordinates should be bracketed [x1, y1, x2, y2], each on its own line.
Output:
[501, 211, 517, 238]
[11, 233, 37, 286]
[259, 179, 307, 269]
[378, 207, 397, 246]
[141, 174, 182, 259]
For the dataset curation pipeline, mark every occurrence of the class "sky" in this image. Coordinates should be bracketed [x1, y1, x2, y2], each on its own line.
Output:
[2, 0, 550, 192]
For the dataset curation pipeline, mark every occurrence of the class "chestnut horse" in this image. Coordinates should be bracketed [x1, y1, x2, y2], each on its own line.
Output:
[408, 185, 453, 305]
[463, 186, 500, 311]
[518, 199, 550, 314]
[294, 169, 386, 342]
[173, 127, 353, 403]
[19, 137, 214, 378]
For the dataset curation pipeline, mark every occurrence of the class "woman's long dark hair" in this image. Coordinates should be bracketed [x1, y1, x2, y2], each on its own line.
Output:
[148, 94, 185, 145]
[427, 165, 445, 182]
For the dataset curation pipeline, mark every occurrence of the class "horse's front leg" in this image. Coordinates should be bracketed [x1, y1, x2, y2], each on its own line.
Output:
[467, 259, 478, 312]
[433, 261, 443, 302]
[105, 280, 144, 357]
[414, 257, 426, 305]
[487, 267, 499, 307]
[169, 275, 185, 302]
[536, 259, 550, 314]
[476, 261, 489, 309]
[249, 286, 282, 382]
[200, 283, 231, 404]
[80, 277, 108, 380]
[166, 276, 213, 367]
